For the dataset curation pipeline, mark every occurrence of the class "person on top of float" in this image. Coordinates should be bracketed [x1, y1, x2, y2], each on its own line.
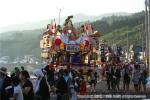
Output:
[63, 16, 77, 40]
[40, 19, 57, 59]
[56, 25, 62, 36]
[47, 19, 57, 36]
[83, 23, 93, 35]
[42, 19, 57, 36]
[80, 25, 87, 37]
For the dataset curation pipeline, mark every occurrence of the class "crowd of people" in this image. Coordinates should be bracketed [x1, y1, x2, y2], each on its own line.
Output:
[0, 64, 99, 100]
[0, 62, 148, 100]
[103, 62, 148, 92]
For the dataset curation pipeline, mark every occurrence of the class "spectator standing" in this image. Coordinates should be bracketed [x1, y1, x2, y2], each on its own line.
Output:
[56, 69, 69, 100]
[110, 65, 116, 91]
[11, 76, 24, 100]
[34, 69, 50, 100]
[105, 64, 111, 90]
[44, 64, 55, 95]
[19, 70, 34, 100]
[132, 65, 141, 92]
[123, 64, 131, 91]
[115, 64, 121, 91]
[0, 67, 13, 100]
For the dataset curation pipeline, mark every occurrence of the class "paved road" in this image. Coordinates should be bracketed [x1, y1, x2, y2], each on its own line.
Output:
[84, 78, 150, 100]
[50, 79, 150, 100]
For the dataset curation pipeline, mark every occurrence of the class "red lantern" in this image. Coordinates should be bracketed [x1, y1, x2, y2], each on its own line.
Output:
[55, 38, 61, 45]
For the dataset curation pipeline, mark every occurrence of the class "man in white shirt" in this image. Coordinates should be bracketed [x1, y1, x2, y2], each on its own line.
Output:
[14, 84, 24, 100]
[11, 76, 24, 100]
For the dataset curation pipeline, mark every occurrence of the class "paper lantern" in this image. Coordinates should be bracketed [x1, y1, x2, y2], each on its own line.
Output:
[60, 42, 65, 50]
[80, 43, 84, 51]
[55, 38, 61, 45]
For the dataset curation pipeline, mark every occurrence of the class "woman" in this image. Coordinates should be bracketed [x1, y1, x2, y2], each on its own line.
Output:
[132, 65, 141, 92]
[115, 65, 121, 91]
[19, 70, 34, 100]
[123, 64, 131, 91]
[80, 77, 86, 95]
[34, 69, 50, 100]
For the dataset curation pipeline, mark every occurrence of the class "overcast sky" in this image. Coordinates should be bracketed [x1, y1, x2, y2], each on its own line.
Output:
[0, 0, 144, 28]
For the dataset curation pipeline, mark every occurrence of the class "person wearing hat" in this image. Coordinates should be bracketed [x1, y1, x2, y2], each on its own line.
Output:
[63, 16, 77, 40]
[33, 69, 50, 100]
[0, 67, 13, 100]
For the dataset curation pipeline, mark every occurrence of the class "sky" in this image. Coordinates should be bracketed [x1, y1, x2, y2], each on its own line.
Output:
[0, 0, 145, 28]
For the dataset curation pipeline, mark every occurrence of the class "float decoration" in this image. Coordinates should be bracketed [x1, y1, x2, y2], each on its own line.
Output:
[40, 16, 101, 67]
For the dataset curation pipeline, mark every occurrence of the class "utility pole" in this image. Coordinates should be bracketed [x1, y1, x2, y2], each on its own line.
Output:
[140, 24, 144, 60]
[58, 9, 61, 25]
[142, 24, 144, 59]
[145, 0, 148, 69]
[127, 32, 129, 62]
[148, 0, 150, 74]
[146, 0, 150, 74]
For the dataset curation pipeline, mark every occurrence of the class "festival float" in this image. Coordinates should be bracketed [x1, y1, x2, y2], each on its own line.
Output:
[40, 16, 101, 71]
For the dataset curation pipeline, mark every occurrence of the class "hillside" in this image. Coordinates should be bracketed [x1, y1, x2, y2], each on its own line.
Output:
[92, 11, 145, 47]
[0, 29, 44, 59]
[92, 11, 144, 34]
[0, 11, 144, 59]
[0, 12, 130, 33]
[101, 25, 144, 46]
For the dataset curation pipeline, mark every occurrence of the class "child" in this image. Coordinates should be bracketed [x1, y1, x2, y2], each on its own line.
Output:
[80, 78, 87, 95]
